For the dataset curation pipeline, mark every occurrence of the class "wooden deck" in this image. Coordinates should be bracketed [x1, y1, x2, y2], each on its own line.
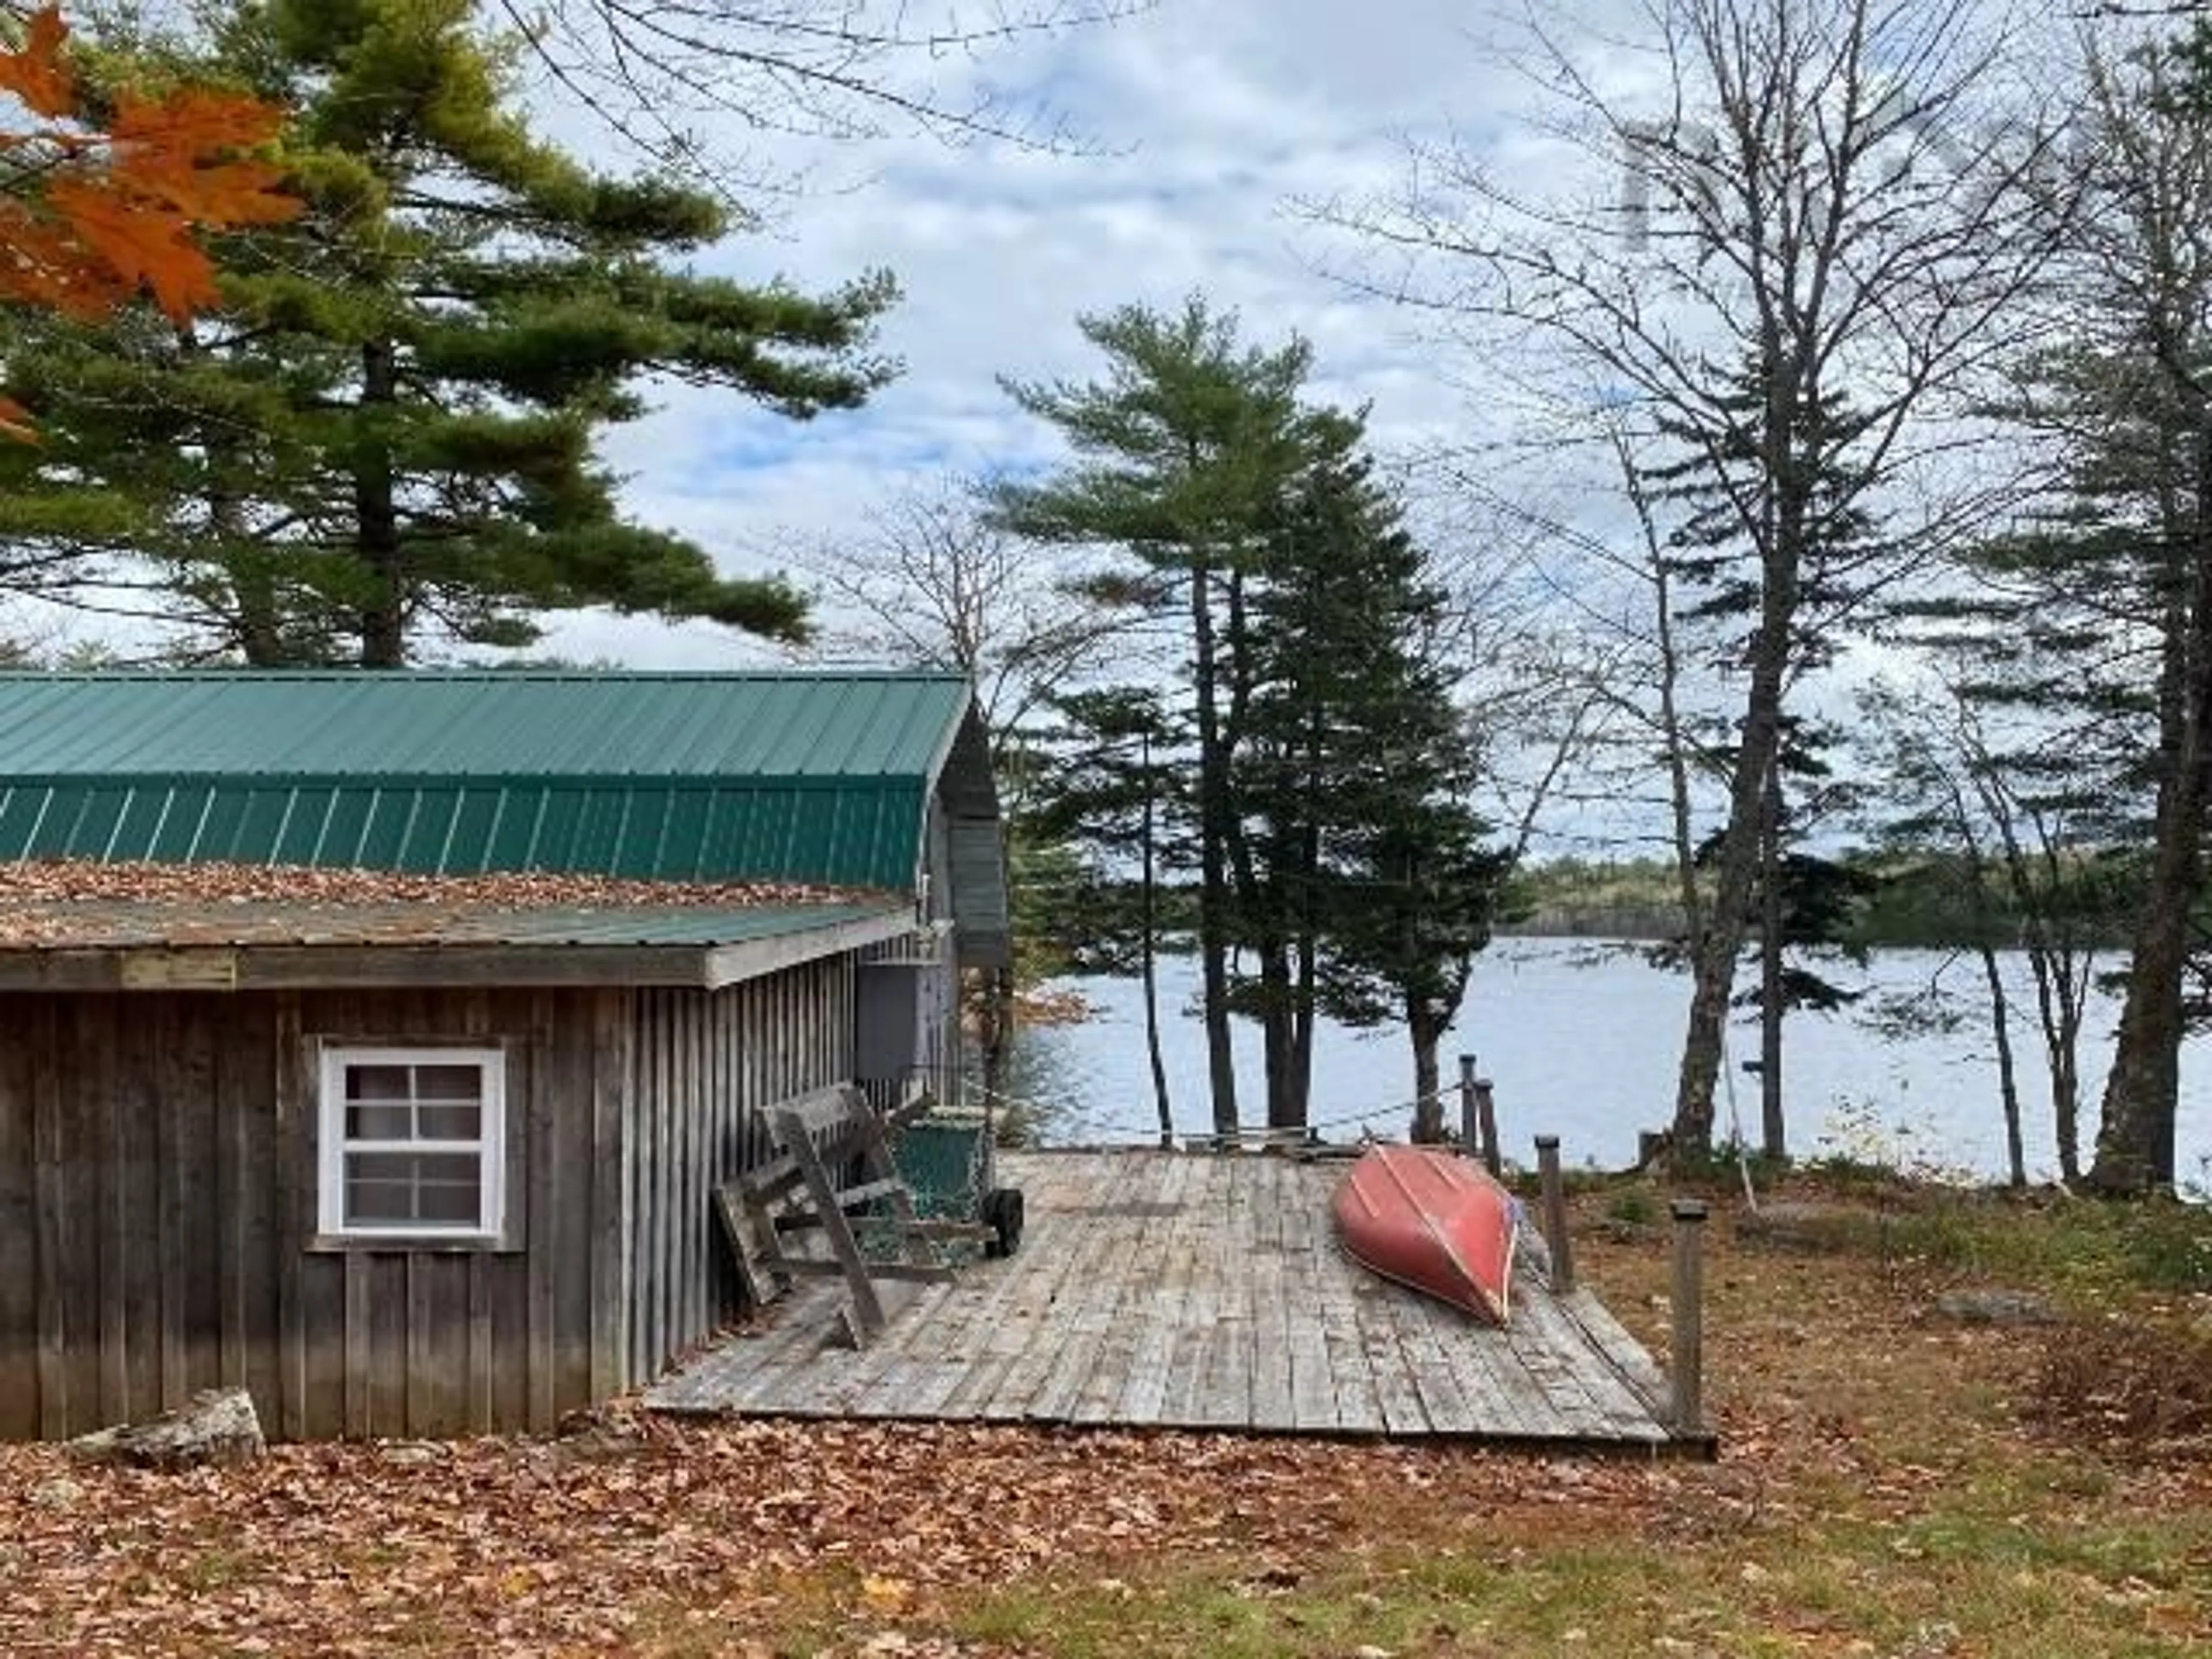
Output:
[646, 1149, 1692, 1451]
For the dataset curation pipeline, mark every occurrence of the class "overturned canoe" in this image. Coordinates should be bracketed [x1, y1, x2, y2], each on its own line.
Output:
[1332, 1144, 1517, 1324]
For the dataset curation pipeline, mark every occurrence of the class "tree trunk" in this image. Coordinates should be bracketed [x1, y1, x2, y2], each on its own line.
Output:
[1287, 726, 1325, 1124]
[1656, 556, 1706, 943]
[2094, 858, 2195, 1193]
[1673, 414, 1802, 1156]
[1259, 946, 1300, 1130]
[1977, 942, 2028, 1189]
[2092, 434, 2212, 1195]
[1759, 760, 1785, 1160]
[2025, 947, 2086, 1184]
[1189, 556, 1240, 1137]
[1408, 997, 1446, 1143]
[976, 965, 1014, 1111]
[1140, 738, 1173, 1147]
[354, 338, 406, 668]
[1140, 927, 1173, 1150]
[1291, 934, 1316, 1126]
[233, 567, 290, 666]
[2093, 777, 2200, 1192]
[1994, 786, 2090, 1184]
[1673, 665, 1788, 1153]
[204, 465, 289, 665]
[1955, 794, 2028, 1189]
[2005, 838, 2087, 1183]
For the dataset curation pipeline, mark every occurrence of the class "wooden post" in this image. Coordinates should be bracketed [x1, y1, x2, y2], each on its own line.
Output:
[1669, 1198, 1709, 1436]
[1458, 1054, 1479, 1157]
[1534, 1135, 1574, 1293]
[1475, 1078, 1501, 1178]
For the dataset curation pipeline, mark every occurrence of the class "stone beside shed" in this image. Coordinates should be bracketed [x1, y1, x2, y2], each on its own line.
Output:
[0, 670, 1006, 1441]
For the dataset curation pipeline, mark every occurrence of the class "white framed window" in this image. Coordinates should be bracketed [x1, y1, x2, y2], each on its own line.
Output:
[317, 1047, 505, 1239]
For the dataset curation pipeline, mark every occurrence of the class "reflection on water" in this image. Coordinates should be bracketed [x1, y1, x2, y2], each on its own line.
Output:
[995, 938, 2212, 1185]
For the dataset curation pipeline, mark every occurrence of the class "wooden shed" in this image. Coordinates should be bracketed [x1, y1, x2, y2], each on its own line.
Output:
[0, 670, 1006, 1441]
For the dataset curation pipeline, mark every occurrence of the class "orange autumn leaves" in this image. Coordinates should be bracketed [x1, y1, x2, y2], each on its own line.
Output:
[0, 3, 299, 436]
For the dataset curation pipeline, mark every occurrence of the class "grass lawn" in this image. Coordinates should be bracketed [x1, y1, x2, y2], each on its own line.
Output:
[3, 1177, 2207, 1657]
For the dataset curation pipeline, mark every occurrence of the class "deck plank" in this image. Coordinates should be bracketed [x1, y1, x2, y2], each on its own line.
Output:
[1071, 1151, 1194, 1425]
[934, 1159, 1105, 1418]
[1154, 1156, 1228, 1428]
[647, 1149, 1688, 1450]
[948, 1154, 1112, 1417]
[997, 1154, 1147, 1422]
[1560, 1286, 1675, 1411]
[1514, 1283, 1669, 1443]
[1435, 1298, 1551, 1439]
[1246, 1157, 1297, 1433]
[1392, 1290, 1486, 1433]
[1111, 1153, 1202, 1425]
[1278, 1161, 1342, 1433]
[1499, 1290, 1622, 1439]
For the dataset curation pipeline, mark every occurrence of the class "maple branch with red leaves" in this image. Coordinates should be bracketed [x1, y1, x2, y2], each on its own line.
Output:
[0, 3, 299, 437]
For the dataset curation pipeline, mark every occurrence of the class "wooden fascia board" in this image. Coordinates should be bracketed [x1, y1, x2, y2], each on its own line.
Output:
[700, 907, 918, 991]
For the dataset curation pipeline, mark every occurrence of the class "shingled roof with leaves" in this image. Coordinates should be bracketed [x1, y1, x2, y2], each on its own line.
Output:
[0, 671, 983, 893]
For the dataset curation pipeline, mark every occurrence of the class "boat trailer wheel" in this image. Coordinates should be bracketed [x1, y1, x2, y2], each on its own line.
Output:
[982, 1185, 1025, 1259]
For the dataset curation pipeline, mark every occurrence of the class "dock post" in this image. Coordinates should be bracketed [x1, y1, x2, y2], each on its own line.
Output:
[1533, 1134, 1574, 1294]
[1669, 1198, 1709, 1436]
[1476, 1077, 1501, 1177]
[1460, 1055, 1501, 1175]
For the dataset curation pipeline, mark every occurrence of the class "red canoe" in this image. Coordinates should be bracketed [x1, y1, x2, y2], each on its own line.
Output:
[1332, 1145, 1517, 1324]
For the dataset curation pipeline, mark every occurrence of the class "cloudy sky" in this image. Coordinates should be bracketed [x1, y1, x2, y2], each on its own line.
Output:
[539, 0, 1546, 665]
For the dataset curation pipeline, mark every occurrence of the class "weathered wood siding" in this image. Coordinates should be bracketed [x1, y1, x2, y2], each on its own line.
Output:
[620, 957, 852, 1389]
[0, 956, 855, 1441]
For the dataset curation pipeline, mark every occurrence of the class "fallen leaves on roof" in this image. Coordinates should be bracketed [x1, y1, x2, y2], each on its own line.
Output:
[0, 860, 895, 948]
[0, 859, 871, 910]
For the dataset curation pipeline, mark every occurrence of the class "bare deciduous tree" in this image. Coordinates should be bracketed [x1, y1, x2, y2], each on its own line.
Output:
[498, 0, 1148, 194]
[1309, 0, 2070, 1154]
[782, 476, 1130, 1105]
[786, 476, 1130, 793]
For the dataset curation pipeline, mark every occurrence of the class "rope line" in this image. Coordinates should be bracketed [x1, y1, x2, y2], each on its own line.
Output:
[966, 1081, 1440, 1142]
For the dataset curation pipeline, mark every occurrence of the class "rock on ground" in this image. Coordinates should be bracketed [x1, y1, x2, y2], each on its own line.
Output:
[1734, 1201, 1869, 1252]
[67, 1387, 266, 1471]
[1932, 1288, 2059, 1326]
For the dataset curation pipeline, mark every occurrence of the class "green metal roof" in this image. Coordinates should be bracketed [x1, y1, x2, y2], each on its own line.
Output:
[0, 672, 978, 891]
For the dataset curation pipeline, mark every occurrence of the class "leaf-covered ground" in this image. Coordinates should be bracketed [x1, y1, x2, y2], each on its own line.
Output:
[5, 1181, 2209, 1657]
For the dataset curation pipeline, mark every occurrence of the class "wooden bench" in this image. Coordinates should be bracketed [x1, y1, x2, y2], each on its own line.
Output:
[715, 1084, 991, 1349]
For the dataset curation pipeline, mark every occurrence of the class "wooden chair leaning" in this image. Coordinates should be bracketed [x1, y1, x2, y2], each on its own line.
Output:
[714, 1083, 993, 1349]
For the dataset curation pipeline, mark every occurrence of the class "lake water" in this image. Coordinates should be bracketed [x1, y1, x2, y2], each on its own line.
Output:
[1000, 939, 2212, 1186]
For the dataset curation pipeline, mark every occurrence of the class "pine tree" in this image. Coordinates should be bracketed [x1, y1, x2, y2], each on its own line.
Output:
[1239, 447, 1512, 1137]
[1025, 687, 1188, 1145]
[0, 0, 896, 663]
[993, 296, 1358, 1138]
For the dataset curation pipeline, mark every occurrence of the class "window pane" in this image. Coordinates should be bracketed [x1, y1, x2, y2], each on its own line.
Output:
[347, 1064, 412, 1102]
[344, 1177, 418, 1224]
[415, 1103, 481, 1141]
[344, 1103, 414, 1141]
[344, 1152, 483, 1228]
[416, 1181, 483, 1224]
[414, 1065, 483, 1103]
